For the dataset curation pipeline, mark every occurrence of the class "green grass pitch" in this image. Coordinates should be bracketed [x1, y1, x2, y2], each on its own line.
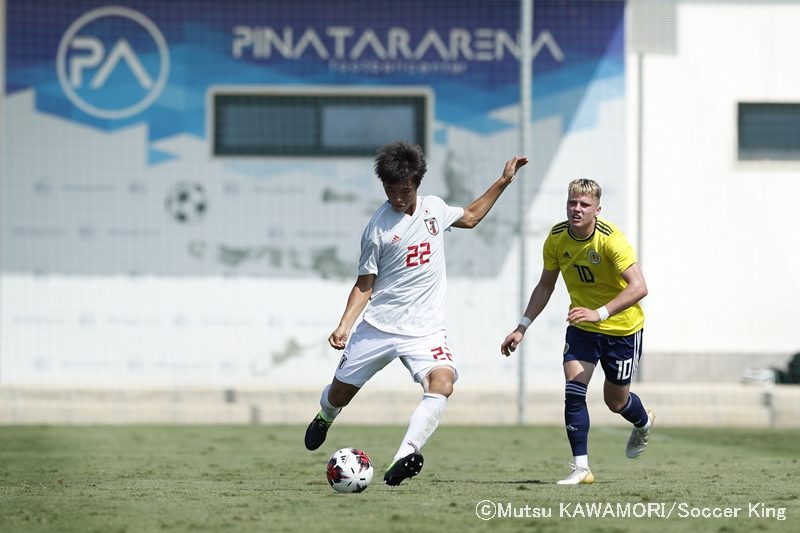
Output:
[1, 425, 797, 532]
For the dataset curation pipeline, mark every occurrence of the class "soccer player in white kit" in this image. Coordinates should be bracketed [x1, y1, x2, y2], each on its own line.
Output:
[305, 141, 527, 486]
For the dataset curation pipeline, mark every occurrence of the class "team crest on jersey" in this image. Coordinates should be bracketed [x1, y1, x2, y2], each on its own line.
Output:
[588, 250, 601, 264]
[424, 217, 439, 236]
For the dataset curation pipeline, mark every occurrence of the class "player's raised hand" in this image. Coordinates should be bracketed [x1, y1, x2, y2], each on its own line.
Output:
[501, 329, 525, 357]
[502, 156, 528, 182]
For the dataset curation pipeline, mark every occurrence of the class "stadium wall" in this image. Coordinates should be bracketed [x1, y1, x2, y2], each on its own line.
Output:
[1, 0, 798, 424]
[2, 384, 799, 428]
[626, 0, 800, 379]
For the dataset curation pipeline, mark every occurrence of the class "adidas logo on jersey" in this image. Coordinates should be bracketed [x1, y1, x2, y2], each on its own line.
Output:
[563, 251, 571, 258]
[391, 234, 401, 243]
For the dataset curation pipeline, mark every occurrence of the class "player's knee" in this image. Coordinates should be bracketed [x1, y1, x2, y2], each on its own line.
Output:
[604, 395, 627, 412]
[437, 382, 454, 398]
[428, 381, 453, 398]
[424, 373, 454, 397]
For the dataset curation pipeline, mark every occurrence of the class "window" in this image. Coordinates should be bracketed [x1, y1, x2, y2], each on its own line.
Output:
[738, 103, 800, 161]
[211, 88, 430, 157]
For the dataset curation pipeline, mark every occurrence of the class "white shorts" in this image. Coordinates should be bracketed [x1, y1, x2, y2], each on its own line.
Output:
[334, 321, 459, 388]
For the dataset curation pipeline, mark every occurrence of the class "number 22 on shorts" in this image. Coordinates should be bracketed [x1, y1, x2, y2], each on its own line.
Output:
[431, 346, 452, 361]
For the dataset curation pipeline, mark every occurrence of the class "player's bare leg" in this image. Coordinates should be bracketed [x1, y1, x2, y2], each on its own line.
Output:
[304, 378, 360, 451]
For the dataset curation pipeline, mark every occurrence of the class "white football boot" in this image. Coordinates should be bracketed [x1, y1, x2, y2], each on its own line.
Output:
[626, 410, 655, 459]
[556, 464, 595, 485]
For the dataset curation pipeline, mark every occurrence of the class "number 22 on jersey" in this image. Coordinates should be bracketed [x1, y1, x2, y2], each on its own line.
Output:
[406, 242, 431, 267]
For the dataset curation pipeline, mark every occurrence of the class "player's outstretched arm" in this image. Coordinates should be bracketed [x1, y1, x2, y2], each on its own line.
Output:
[452, 156, 528, 229]
[329, 274, 375, 349]
[501, 268, 558, 357]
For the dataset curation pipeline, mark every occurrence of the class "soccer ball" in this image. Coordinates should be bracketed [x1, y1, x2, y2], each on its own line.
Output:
[165, 181, 208, 224]
[326, 448, 374, 493]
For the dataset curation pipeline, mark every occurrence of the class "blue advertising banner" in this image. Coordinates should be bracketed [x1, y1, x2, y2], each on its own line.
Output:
[6, 0, 623, 148]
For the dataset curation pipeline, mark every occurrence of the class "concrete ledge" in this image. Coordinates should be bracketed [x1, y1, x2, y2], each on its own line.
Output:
[640, 352, 793, 382]
[1, 384, 798, 427]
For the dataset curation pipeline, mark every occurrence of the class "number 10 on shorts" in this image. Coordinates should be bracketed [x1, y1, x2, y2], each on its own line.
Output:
[616, 358, 633, 381]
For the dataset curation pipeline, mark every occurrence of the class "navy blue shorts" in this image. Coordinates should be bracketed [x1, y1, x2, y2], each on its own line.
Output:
[563, 326, 644, 385]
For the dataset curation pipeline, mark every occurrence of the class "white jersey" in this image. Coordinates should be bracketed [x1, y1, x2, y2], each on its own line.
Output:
[359, 195, 464, 336]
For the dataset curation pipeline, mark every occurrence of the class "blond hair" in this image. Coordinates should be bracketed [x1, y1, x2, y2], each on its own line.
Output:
[567, 179, 602, 200]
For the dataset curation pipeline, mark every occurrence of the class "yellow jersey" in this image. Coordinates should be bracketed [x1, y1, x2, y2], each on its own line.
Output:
[543, 217, 644, 336]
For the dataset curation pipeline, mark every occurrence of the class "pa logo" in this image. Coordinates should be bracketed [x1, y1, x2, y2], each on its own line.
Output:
[56, 6, 170, 119]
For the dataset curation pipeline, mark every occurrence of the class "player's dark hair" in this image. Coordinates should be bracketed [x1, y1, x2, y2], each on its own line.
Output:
[374, 141, 427, 187]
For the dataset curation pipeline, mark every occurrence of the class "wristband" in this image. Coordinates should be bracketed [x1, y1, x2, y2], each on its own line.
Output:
[596, 306, 610, 321]
[519, 316, 532, 329]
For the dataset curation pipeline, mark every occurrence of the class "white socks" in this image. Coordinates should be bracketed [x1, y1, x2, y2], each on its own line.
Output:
[319, 384, 342, 421]
[394, 393, 447, 461]
[574, 454, 589, 469]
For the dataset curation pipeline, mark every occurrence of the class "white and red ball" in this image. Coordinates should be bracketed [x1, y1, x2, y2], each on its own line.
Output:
[326, 448, 374, 493]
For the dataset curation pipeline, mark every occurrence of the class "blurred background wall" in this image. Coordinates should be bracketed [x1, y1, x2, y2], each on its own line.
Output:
[1, 0, 798, 424]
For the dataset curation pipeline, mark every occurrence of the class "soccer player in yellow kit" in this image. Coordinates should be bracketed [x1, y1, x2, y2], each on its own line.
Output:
[501, 179, 653, 484]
